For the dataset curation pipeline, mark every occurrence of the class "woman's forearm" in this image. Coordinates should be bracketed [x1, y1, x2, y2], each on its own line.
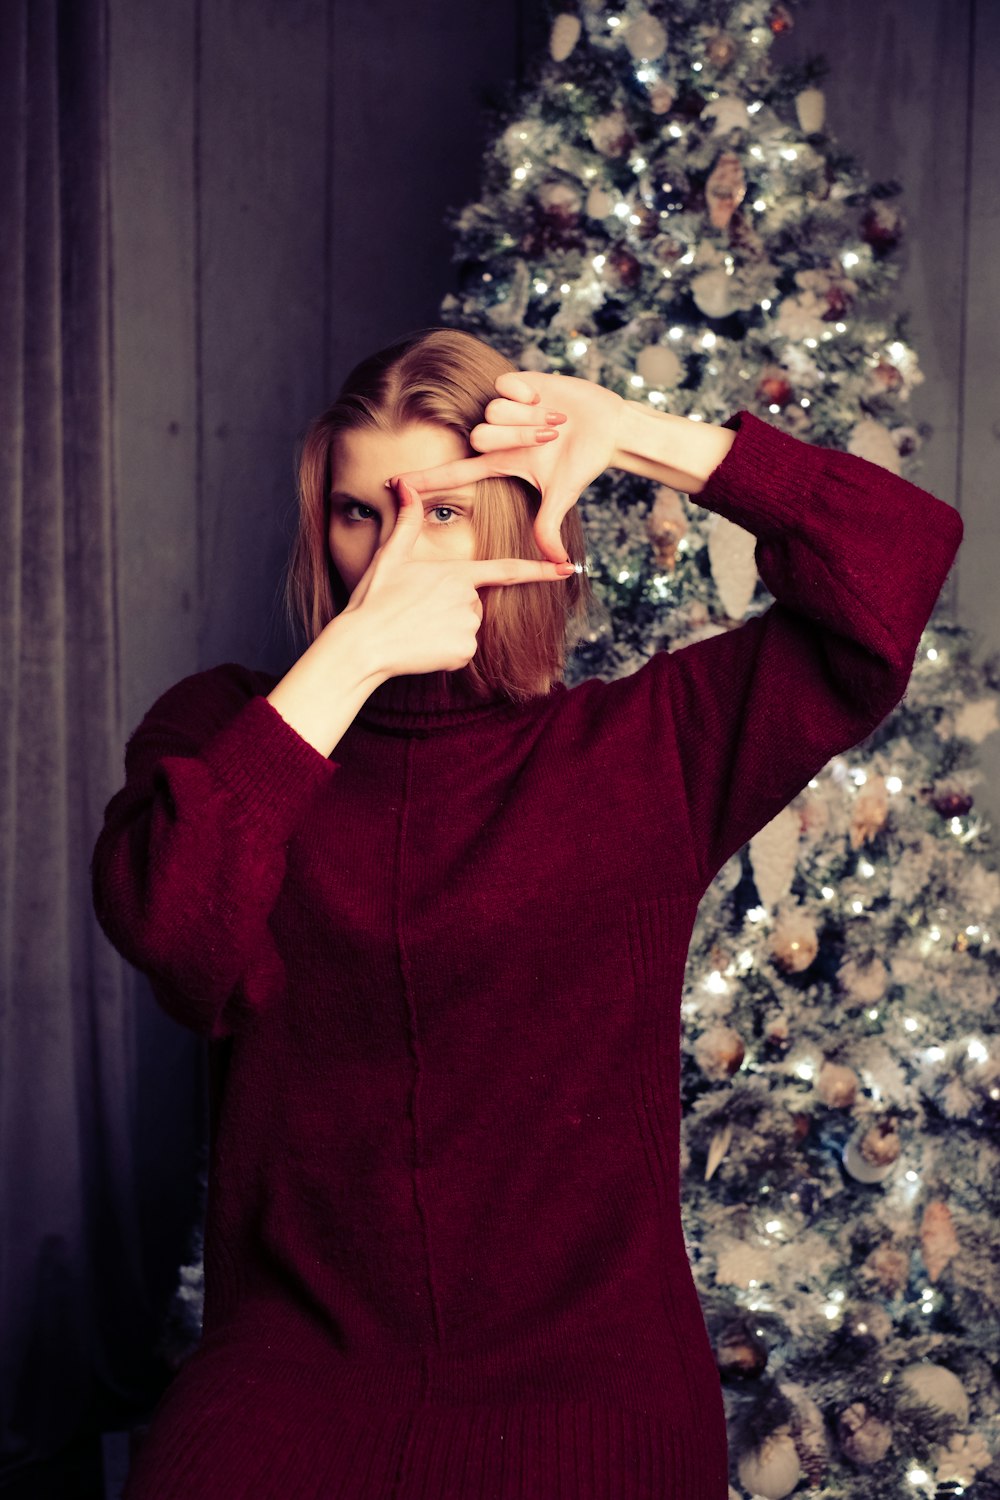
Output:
[611, 400, 736, 494]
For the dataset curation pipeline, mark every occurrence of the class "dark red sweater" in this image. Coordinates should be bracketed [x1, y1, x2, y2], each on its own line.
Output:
[92, 412, 963, 1499]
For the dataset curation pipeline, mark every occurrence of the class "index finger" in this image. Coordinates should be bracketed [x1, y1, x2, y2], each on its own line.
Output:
[459, 557, 580, 587]
[385, 452, 496, 496]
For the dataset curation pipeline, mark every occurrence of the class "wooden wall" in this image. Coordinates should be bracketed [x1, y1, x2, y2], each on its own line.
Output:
[780, 0, 1000, 824]
[107, 0, 997, 705]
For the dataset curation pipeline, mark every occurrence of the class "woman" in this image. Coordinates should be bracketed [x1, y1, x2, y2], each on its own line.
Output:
[91, 326, 964, 1499]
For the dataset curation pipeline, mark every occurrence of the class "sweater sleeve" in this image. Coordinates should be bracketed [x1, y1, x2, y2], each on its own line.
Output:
[637, 410, 964, 892]
[90, 661, 340, 1040]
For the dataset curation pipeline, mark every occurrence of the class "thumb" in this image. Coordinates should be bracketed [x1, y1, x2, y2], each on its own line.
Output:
[381, 477, 423, 558]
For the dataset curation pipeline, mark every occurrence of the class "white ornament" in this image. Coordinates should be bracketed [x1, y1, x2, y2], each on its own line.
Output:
[954, 696, 1000, 744]
[636, 343, 683, 388]
[749, 808, 800, 911]
[795, 87, 826, 134]
[842, 1132, 896, 1184]
[549, 14, 582, 62]
[705, 1121, 733, 1181]
[707, 512, 758, 619]
[691, 268, 736, 320]
[899, 1363, 970, 1427]
[703, 94, 751, 136]
[847, 419, 902, 475]
[737, 1427, 802, 1499]
[623, 12, 668, 61]
[586, 184, 616, 220]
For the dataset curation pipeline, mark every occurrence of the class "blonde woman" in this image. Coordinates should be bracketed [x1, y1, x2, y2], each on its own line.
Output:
[92, 327, 963, 1499]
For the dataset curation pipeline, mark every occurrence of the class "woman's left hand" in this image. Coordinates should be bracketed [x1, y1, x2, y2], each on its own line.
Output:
[388, 370, 627, 564]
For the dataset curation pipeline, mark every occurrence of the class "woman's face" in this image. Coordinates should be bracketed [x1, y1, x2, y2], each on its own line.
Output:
[328, 422, 478, 600]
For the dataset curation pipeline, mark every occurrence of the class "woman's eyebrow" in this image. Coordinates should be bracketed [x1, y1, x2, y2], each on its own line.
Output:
[330, 488, 476, 504]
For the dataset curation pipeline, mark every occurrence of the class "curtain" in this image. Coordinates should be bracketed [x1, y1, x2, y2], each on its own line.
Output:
[0, 0, 166, 1474]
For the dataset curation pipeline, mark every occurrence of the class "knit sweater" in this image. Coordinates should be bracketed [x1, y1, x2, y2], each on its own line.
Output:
[92, 411, 963, 1500]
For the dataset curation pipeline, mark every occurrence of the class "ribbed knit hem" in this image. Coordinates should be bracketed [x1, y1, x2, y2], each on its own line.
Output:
[194, 693, 339, 845]
[123, 1383, 731, 1500]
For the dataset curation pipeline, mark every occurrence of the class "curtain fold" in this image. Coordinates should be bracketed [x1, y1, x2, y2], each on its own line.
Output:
[0, 0, 164, 1472]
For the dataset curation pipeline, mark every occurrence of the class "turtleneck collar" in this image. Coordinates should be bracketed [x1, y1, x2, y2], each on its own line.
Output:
[356, 667, 563, 733]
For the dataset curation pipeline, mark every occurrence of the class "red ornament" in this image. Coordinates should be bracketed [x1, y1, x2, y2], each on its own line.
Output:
[607, 243, 642, 289]
[932, 791, 974, 818]
[757, 370, 794, 407]
[861, 202, 903, 255]
[822, 283, 853, 319]
[870, 359, 904, 393]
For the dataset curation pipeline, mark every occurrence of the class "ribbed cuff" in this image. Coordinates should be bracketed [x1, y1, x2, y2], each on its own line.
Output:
[698, 409, 827, 537]
[195, 693, 339, 845]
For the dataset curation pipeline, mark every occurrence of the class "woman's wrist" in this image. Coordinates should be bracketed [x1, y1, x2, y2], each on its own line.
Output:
[610, 400, 736, 494]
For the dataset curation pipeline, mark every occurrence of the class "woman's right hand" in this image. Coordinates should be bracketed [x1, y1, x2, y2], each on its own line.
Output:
[339, 477, 577, 679]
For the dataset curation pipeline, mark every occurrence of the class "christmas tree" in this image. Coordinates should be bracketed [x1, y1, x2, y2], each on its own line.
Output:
[434, 2, 1000, 1496]
[160, 2, 1000, 1494]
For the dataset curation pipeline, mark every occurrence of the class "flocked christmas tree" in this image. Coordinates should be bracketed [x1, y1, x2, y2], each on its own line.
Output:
[159, 1, 1000, 1495]
[434, 2, 1000, 1497]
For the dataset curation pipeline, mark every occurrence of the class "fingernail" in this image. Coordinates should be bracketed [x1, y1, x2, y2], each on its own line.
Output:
[545, 411, 567, 424]
[556, 562, 575, 574]
[535, 429, 558, 443]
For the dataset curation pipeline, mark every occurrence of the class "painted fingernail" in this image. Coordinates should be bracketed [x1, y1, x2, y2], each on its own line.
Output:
[556, 562, 575, 574]
[545, 411, 567, 424]
[535, 429, 558, 443]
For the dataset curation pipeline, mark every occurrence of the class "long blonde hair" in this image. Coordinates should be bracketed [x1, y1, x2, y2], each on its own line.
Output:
[284, 326, 597, 703]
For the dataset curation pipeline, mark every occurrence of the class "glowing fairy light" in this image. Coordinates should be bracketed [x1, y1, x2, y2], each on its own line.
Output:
[592, 254, 606, 269]
[746, 906, 767, 923]
[887, 776, 903, 793]
[859, 860, 875, 878]
[764, 1220, 782, 1234]
[794, 1060, 815, 1081]
[890, 341, 906, 360]
[781, 147, 798, 160]
[570, 338, 588, 357]
[668, 124, 683, 138]
[851, 900, 863, 913]
[614, 202, 630, 218]
[630, 374, 644, 387]
[705, 970, 728, 994]
[927, 648, 938, 660]
[968, 1038, 989, 1063]
[904, 1017, 919, 1032]
[821, 887, 834, 899]
[534, 280, 548, 293]
[760, 298, 772, 310]
[668, 326, 684, 340]
[702, 332, 717, 348]
[868, 1009, 879, 1020]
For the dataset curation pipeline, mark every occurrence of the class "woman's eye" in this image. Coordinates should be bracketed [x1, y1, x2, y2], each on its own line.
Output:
[343, 501, 378, 523]
[341, 500, 459, 526]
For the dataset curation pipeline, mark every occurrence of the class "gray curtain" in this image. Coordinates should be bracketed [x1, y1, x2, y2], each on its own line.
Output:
[0, 0, 166, 1473]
